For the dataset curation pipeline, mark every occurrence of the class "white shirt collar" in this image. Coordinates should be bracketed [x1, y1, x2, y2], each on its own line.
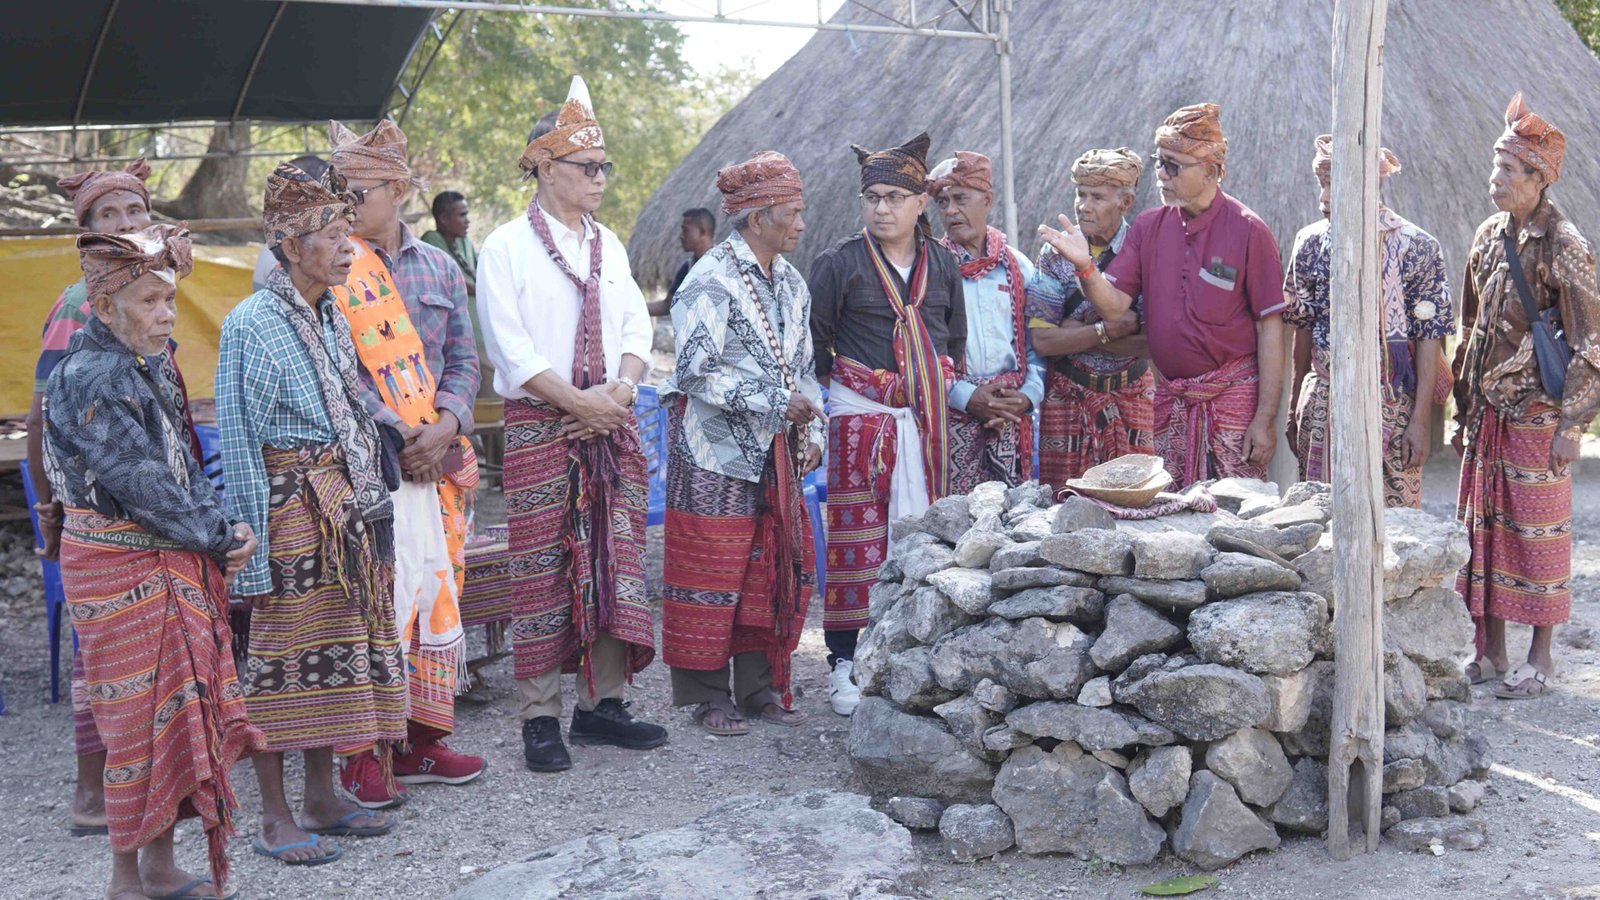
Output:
[537, 200, 596, 244]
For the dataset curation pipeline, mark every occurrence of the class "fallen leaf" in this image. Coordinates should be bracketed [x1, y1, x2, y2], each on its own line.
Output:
[1140, 875, 1220, 895]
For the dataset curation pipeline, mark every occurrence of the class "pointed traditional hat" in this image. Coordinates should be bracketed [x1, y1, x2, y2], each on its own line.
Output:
[518, 75, 605, 177]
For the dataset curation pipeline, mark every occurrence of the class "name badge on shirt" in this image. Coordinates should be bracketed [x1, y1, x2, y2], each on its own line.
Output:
[1198, 257, 1238, 291]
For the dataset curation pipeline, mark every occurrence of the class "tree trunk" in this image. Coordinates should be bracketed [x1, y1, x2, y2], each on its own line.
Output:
[1327, 0, 1389, 861]
[155, 124, 257, 240]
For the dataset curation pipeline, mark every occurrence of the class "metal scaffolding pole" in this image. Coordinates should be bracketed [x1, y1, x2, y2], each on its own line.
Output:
[994, 0, 1018, 241]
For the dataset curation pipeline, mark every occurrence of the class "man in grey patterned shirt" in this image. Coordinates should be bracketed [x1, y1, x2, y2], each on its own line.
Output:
[662, 151, 824, 736]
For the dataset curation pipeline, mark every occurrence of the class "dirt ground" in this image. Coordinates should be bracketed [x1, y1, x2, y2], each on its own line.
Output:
[3, 454, 1599, 900]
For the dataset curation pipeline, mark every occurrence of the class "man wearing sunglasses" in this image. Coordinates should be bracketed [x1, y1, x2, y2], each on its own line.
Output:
[808, 131, 967, 716]
[324, 118, 486, 808]
[476, 76, 666, 771]
[1041, 103, 1286, 488]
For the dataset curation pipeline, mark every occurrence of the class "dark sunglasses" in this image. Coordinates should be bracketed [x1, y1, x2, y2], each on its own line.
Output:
[552, 158, 615, 179]
[1149, 153, 1205, 178]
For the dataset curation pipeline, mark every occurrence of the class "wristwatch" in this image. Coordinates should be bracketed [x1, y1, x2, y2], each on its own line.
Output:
[617, 375, 639, 406]
[1094, 321, 1111, 345]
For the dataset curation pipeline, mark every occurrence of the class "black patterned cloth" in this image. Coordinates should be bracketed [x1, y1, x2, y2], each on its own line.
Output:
[43, 316, 238, 563]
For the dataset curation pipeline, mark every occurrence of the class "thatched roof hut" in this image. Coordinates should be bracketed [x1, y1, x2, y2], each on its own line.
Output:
[628, 0, 1600, 290]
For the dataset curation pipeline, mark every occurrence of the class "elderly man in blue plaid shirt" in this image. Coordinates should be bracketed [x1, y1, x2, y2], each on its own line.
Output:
[217, 161, 407, 866]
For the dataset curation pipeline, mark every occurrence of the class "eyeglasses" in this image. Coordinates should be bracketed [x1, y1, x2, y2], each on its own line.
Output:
[552, 158, 615, 179]
[346, 187, 372, 207]
[1150, 153, 1206, 178]
[860, 191, 916, 209]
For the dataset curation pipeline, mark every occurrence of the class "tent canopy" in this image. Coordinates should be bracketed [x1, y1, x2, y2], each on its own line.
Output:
[0, 0, 433, 127]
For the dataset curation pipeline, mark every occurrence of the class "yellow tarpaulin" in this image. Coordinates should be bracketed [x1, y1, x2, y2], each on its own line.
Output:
[2, 236, 260, 416]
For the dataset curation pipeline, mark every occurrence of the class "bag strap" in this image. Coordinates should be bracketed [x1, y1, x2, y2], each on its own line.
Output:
[1501, 230, 1546, 327]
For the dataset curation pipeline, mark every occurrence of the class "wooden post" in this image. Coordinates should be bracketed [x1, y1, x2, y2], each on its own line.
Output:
[1327, 0, 1388, 859]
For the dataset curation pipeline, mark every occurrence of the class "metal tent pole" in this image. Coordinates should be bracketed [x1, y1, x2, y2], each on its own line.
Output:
[995, 0, 1018, 242]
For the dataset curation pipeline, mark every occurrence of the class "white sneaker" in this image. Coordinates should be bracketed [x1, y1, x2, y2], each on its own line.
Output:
[830, 659, 861, 716]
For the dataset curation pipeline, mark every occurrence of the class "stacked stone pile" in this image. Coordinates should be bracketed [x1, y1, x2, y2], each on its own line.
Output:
[849, 479, 1493, 868]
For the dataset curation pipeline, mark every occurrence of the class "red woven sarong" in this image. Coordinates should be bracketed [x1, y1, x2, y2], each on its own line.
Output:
[61, 512, 263, 892]
[1038, 367, 1156, 488]
[1456, 402, 1571, 651]
[503, 399, 655, 682]
[1153, 354, 1264, 487]
[662, 398, 814, 704]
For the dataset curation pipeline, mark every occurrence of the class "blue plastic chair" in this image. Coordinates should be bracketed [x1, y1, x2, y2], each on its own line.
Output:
[636, 386, 669, 527]
[192, 424, 226, 501]
[20, 459, 67, 704]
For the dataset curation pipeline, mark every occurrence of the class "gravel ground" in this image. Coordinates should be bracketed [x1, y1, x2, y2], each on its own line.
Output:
[3, 454, 1599, 899]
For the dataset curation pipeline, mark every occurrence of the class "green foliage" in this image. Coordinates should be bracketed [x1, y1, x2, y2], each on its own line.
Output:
[399, 4, 756, 243]
[1556, 0, 1600, 56]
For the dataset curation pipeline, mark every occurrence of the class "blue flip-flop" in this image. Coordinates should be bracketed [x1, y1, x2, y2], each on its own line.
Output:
[307, 809, 394, 838]
[151, 876, 239, 900]
[252, 834, 343, 867]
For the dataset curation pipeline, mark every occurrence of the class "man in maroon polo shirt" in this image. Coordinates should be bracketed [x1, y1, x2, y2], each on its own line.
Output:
[1041, 102, 1286, 487]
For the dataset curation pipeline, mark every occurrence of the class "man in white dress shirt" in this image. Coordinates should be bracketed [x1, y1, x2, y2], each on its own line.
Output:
[476, 76, 667, 773]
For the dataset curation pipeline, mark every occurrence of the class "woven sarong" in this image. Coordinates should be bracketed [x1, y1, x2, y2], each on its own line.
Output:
[245, 445, 406, 752]
[1456, 402, 1571, 652]
[1295, 350, 1421, 507]
[1153, 354, 1264, 487]
[948, 370, 1033, 493]
[1038, 367, 1156, 489]
[662, 398, 814, 703]
[62, 511, 263, 891]
[71, 652, 105, 755]
[503, 399, 654, 681]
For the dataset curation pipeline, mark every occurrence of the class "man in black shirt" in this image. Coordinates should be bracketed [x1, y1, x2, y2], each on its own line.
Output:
[648, 207, 716, 317]
[807, 131, 966, 716]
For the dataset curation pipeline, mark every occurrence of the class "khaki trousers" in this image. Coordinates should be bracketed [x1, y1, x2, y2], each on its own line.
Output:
[515, 633, 628, 720]
[670, 651, 776, 710]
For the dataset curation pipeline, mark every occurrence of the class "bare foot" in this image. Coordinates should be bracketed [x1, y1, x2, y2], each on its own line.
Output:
[258, 814, 339, 864]
[106, 877, 149, 900]
[752, 702, 809, 727]
[301, 793, 388, 834]
[140, 862, 225, 899]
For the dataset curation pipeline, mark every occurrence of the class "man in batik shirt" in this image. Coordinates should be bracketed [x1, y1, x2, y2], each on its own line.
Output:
[1454, 93, 1600, 699]
[1284, 135, 1454, 508]
[1027, 148, 1154, 487]
[663, 151, 823, 735]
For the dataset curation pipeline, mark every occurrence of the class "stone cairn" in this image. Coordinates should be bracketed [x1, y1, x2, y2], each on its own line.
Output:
[848, 478, 1493, 868]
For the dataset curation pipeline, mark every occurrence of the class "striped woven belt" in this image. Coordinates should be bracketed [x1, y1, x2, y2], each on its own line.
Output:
[1060, 358, 1148, 394]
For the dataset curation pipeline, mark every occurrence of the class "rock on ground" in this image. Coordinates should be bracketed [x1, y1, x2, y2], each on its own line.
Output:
[1172, 771, 1282, 870]
[1384, 816, 1488, 852]
[449, 791, 917, 900]
[884, 796, 944, 830]
[848, 697, 997, 803]
[1204, 727, 1293, 807]
[939, 803, 1016, 861]
[1187, 591, 1327, 676]
[1090, 594, 1184, 672]
[1120, 664, 1273, 742]
[991, 744, 1165, 865]
[1127, 745, 1192, 818]
[1268, 757, 1329, 835]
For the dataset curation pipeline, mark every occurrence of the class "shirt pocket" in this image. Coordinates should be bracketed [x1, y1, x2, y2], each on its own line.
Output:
[1192, 264, 1245, 326]
[412, 292, 454, 342]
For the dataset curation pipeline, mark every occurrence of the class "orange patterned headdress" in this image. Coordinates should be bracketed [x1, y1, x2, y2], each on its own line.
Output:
[518, 76, 605, 177]
[1494, 91, 1565, 184]
[1155, 102, 1227, 165]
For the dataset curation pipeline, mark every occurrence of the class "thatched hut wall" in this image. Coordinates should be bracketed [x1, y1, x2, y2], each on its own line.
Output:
[628, 0, 1600, 292]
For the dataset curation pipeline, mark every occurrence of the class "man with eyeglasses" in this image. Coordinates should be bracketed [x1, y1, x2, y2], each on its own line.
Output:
[808, 131, 967, 716]
[1041, 103, 1286, 488]
[1027, 148, 1155, 487]
[476, 75, 667, 771]
[324, 119, 486, 808]
[927, 150, 1044, 491]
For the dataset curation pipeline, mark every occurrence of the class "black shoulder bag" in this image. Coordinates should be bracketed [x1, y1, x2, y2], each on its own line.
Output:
[1501, 232, 1573, 400]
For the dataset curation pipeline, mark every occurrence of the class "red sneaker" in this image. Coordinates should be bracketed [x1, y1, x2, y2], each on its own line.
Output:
[340, 750, 409, 810]
[394, 735, 487, 786]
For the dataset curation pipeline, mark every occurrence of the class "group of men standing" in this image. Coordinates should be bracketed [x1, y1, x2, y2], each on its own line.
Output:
[29, 69, 1596, 898]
